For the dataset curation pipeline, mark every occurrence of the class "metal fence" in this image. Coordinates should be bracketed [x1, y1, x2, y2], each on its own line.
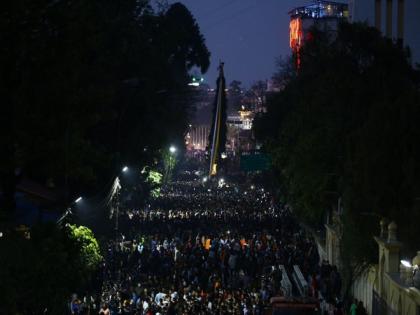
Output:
[372, 290, 397, 315]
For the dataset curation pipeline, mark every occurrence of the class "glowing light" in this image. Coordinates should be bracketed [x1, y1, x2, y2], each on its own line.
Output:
[75, 197, 82, 203]
[169, 146, 177, 154]
[203, 177, 208, 183]
[188, 82, 200, 87]
[401, 260, 412, 268]
[221, 153, 227, 159]
[290, 18, 302, 50]
[122, 166, 128, 172]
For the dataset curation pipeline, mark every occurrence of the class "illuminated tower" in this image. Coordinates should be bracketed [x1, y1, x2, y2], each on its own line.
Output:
[289, 1, 349, 67]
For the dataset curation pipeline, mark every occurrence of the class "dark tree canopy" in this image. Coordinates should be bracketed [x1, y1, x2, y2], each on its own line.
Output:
[255, 22, 420, 280]
[0, 0, 210, 215]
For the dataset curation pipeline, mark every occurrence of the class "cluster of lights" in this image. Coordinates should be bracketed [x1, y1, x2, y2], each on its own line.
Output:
[188, 77, 204, 87]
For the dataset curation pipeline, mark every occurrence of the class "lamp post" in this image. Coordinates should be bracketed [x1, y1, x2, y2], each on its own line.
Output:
[166, 146, 177, 183]
[57, 196, 83, 225]
[114, 166, 127, 250]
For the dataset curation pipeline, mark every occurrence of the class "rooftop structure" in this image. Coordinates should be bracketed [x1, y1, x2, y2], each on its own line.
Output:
[289, 1, 349, 67]
[289, 1, 349, 20]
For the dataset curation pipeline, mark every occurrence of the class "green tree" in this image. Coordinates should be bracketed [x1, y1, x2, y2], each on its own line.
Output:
[255, 22, 420, 288]
[0, 223, 101, 314]
[67, 224, 102, 273]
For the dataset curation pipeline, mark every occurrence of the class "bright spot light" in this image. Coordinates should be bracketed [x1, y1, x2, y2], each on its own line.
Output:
[169, 146, 177, 154]
[188, 82, 200, 87]
[221, 152, 227, 159]
[122, 166, 128, 172]
[0, 232, 3, 238]
[401, 260, 412, 268]
[75, 197, 82, 203]
[203, 177, 208, 183]
[250, 185, 255, 190]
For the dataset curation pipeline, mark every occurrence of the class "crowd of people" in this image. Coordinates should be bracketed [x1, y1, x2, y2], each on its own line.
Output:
[73, 174, 345, 314]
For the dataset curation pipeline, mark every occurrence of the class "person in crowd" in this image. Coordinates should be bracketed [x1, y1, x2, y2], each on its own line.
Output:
[73, 172, 344, 314]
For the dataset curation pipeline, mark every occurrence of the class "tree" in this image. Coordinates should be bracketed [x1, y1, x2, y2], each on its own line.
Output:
[0, 223, 102, 314]
[228, 80, 243, 112]
[67, 224, 102, 273]
[255, 22, 420, 286]
[0, 0, 210, 217]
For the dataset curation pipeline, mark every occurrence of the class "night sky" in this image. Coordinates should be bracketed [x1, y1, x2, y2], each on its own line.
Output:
[170, 0, 311, 87]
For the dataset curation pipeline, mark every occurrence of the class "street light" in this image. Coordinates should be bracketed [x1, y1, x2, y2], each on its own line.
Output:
[122, 166, 128, 172]
[401, 260, 412, 268]
[169, 146, 177, 154]
[75, 196, 82, 203]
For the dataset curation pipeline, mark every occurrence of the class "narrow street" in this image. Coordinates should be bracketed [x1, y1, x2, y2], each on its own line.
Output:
[98, 167, 339, 314]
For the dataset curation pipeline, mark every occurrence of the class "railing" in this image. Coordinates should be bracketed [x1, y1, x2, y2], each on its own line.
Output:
[279, 265, 293, 297]
[292, 265, 309, 297]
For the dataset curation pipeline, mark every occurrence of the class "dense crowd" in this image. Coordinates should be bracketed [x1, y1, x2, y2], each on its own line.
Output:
[71, 176, 344, 314]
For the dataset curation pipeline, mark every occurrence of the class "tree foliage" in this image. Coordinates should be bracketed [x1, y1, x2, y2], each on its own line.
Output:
[0, 224, 101, 314]
[67, 224, 102, 273]
[0, 0, 210, 214]
[255, 23, 420, 272]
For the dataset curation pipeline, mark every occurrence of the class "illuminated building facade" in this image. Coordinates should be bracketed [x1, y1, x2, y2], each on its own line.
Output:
[348, 0, 420, 64]
[185, 125, 210, 151]
[289, 1, 349, 66]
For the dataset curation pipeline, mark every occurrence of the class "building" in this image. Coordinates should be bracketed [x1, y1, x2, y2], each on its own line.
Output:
[349, 0, 420, 65]
[289, 1, 349, 66]
[315, 215, 420, 315]
[185, 124, 210, 151]
[226, 110, 256, 154]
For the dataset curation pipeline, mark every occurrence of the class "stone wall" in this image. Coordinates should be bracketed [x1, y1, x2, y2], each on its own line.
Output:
[351, 221, 420, 315]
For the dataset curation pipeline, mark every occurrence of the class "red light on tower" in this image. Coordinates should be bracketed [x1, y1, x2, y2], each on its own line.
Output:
[290, 18, 302, 68]
[289, 18, 302, 51]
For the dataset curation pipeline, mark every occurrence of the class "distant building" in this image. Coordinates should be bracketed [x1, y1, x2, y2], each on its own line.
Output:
[289, 1, 349, 66]
[349, 0, 420, 65]
[185, 125, 210, 151]
[226, 110, 256, 154]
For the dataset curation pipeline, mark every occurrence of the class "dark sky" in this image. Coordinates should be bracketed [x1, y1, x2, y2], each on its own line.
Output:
[170, 0, 311, 87]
